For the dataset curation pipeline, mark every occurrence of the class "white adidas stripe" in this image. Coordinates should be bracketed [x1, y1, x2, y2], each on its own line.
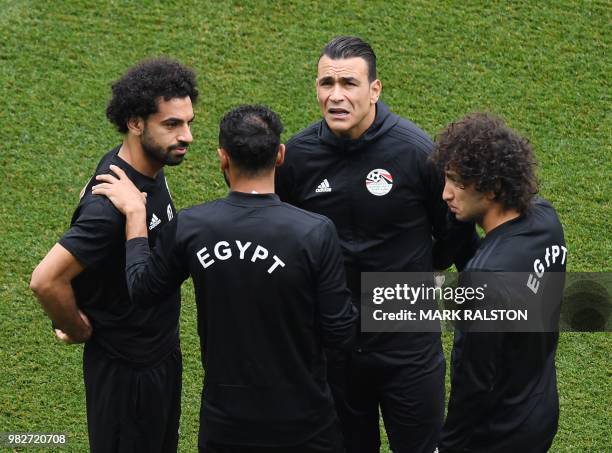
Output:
[315, 179, 332, 193]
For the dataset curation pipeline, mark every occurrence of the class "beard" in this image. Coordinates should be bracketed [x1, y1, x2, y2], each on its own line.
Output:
[141, 128, 188, 167]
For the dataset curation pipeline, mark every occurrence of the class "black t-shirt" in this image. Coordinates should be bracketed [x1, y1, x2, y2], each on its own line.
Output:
[59, 147, 180, 366]
[276, 101, 478, 351]
[440, 198, 567, 451]
[124, 191, 357, 446]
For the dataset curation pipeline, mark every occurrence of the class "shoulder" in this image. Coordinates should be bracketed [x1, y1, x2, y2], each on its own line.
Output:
[280, 122, 323, 176]
[285, 122, 321, 153]
[92, 147, 121, 174]
[176, 199, 224, 222]
[529, 197, 562, 225]
[386, 116, 434, 157]
[470, 199, 565, 271]
[281, 201, 332, 223]
[278, 202, 338, 239]
[77, 190, 122, 222]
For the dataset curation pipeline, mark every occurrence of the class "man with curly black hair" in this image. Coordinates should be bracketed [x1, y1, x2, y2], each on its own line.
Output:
[30, 58, 198, 453]
[432, 112, 539, 225]
[432, 113, 567, 452]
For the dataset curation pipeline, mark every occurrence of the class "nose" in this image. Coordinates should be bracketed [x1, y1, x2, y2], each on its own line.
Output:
[179, 124, 193, 144]
[330, 83, 344, 103]
[442, 180, 453, 202]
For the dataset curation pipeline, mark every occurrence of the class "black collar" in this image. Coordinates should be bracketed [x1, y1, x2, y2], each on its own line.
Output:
[224, 191, 281, 207]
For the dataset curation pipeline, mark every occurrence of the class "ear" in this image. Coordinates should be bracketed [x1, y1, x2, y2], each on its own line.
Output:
[275, 144, 286, 167]
[217, 148, 230, 170]
[127, 117, 144, 136]
[487, 180, 504, 201]
[485, 190, 497, 201]
[370, 79, 382, 104]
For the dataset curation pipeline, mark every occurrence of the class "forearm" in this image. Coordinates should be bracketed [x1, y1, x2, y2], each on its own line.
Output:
[30, 243, 90, 342]
[125, 206, 147, 240]
[123, 206, 156, 306]
[125, 237, 154, 306]
[124, 215, 186, 306]
[319, 294, 358, 350]
[32, 281, 90, 341]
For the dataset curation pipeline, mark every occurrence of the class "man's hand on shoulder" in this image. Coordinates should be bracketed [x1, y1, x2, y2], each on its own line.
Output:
[92, 164, 148, 240]
[92, 164, 147, 216]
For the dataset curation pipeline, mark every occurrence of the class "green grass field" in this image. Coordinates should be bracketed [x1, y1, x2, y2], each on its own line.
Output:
[0, 0, 610, 451]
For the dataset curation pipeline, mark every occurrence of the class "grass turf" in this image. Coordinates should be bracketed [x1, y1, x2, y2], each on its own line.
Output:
[0, 0, 609, 451]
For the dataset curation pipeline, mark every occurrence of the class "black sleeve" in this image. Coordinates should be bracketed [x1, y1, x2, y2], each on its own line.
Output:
[59, 198, 122, 268]
[125, 217, 189, 306]
[315, 219, 358, 350]
[439, 331, 503, 452]
[275, 146, 296, 205]
[421, 156, 480, 270]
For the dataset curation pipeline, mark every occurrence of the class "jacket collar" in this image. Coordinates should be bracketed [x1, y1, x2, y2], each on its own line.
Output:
[318, 101, 399, 152]
[224, 191, 281, 207]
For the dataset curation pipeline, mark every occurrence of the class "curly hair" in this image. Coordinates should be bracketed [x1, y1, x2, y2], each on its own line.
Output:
[219, 104, 284, 175]
[106, 58, 198, 133]
[432, 112, 538, 214]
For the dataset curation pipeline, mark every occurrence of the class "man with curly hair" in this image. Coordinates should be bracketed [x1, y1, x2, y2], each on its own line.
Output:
[30, 58, 198, 453]
[432, 113, 567, 452]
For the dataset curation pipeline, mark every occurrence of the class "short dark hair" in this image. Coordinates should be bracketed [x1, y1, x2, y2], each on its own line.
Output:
[219, 105, 284, 175]
[321, 36, 377, 82]
[106, 58, 198, 133]
[432, 113, 538, 214]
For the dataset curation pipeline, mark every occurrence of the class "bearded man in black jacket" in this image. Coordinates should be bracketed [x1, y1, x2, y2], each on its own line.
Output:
[93, 104, 358, 452]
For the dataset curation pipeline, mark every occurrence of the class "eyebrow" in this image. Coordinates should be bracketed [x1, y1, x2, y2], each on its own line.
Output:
[161, 114, 196, 124]
[445, 171, 462, 183]
[318, 76, 359, 85]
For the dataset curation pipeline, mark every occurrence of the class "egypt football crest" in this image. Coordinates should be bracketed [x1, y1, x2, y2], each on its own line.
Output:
[365, 169, 393, 196]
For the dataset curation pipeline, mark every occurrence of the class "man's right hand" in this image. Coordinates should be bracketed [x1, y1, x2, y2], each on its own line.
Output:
[92, 164, 149, 240]
[55, 310, 92, 344]
[92, 164, 147, 216]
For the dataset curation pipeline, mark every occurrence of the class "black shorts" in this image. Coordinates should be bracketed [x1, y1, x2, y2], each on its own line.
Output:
[461, 394, 558, 453]
[327, 342, 445, 453]
[199, 420, 344, 453]
[83, 342, 182, 453]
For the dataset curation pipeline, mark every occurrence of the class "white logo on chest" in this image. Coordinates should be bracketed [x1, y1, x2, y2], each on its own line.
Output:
[315, 179, 332, 193]
[365, 169, 393, 196]
[149, 213, 161, 230]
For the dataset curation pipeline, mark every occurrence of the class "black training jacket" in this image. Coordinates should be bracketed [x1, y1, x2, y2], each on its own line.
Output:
[276, 101, 477, 351]
[439, 198, 567, 452]
[124, 191, 357, 447]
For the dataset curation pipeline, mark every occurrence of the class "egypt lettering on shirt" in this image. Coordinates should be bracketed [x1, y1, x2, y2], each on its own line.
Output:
[526, 244, 567, 294]
[196, 240, 286, 274]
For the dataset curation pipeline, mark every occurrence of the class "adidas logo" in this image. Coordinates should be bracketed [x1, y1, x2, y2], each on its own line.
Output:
[315, 179, 332, 193]
[149, 213, 161, 230]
